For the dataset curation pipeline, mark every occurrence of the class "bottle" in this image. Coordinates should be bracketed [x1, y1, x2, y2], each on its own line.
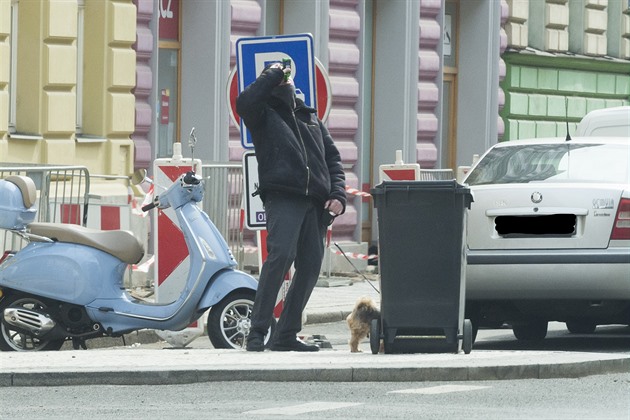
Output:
[282, 58, 291, 82]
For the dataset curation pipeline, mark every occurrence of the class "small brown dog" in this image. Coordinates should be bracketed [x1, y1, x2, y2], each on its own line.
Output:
[346, 296, 381, 352]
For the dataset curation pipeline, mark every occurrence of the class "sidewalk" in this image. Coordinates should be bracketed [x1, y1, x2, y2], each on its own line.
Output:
[1, 278, 629, 387]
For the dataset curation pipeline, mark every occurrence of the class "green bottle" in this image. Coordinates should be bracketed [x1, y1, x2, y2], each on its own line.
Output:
[282, 59, 291, 82]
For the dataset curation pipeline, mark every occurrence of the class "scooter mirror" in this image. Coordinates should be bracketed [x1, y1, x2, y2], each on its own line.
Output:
[130, 169, 148, 186]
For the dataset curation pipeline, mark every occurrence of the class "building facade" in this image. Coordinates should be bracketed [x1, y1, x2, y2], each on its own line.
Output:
[0, 0, 137, 181]
[1, 0, 628, 251]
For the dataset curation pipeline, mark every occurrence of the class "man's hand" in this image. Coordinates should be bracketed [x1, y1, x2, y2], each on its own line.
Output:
[269, 62, 292, 85]
[325, 199, 343, 216]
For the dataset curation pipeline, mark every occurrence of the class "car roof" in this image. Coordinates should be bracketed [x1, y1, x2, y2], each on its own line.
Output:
[490, 137, 630, 149]
[575, 106, 630, 137]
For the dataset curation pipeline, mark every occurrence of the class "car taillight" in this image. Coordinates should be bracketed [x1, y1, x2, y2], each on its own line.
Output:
[611, 198, 630, 240]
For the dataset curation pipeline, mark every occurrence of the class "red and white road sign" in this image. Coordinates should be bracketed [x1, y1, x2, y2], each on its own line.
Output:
[153, 148, 202, 347]
[256, 230, 292, 318]
[227, 57, 332, 129]
[379, 150, 421, 182]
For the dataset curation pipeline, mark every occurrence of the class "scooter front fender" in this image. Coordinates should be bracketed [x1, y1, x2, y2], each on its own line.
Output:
[197, 269, 258, 311]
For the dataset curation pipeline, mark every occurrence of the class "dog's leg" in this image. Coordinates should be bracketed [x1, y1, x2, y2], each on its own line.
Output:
[349, 332, 362, 353]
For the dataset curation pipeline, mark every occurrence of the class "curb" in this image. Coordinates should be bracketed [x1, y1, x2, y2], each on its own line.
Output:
[2, 356, 629, 387]
[305, 310, 351, 325]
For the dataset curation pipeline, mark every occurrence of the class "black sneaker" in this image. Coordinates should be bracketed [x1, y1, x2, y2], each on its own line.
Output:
[246, 335, 265, 352]
[270, 337, 320, 352]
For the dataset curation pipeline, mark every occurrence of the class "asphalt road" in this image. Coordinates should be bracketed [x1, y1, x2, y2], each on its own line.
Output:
[1, 373, 628, 419]
[1, 320, 628, 419]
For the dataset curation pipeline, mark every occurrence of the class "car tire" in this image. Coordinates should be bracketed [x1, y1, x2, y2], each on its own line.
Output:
[512, 321, 548, 341]
[565, 320, 597, 334]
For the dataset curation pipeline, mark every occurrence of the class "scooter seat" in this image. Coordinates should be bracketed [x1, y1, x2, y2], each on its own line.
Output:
[28, 222, 144, 264]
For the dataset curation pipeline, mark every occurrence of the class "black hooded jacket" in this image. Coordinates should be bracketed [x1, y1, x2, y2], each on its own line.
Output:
[236, 66, 346, 212]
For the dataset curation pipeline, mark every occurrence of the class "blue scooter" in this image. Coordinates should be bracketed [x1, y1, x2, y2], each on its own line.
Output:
[0, 166, 269, 351]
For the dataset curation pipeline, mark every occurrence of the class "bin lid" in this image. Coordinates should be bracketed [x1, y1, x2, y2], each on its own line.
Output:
[370, 180, 473, 208]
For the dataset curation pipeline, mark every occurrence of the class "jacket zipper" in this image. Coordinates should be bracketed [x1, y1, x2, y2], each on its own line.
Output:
[291, 110, 310, 195]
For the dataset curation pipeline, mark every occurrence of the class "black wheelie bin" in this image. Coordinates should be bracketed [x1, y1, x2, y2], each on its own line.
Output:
[370, 180, 474, 354]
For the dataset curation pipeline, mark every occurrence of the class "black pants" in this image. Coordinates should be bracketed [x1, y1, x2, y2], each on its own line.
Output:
[249, 192, 327, 343]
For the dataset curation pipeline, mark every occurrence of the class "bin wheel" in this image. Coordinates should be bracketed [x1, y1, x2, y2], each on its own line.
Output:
[370, 318, 381, 354]
[462, 319, 473, 354]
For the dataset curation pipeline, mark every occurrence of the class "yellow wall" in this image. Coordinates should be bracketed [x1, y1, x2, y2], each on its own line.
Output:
[0, 0, 136, 177]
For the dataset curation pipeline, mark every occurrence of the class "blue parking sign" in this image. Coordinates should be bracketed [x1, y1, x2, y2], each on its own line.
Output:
[236, 34, 316, 149]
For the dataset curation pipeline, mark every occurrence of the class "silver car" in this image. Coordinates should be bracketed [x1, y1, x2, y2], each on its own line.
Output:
[464, 137, 630, 341]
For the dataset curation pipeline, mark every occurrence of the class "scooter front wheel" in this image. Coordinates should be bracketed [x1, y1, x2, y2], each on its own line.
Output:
[0, 294, 65, 351]
[207, 290, 275, 349]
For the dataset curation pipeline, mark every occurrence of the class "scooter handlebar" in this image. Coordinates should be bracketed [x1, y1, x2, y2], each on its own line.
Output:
[183, 171, 201, 185]
[141, 199, 158, 212]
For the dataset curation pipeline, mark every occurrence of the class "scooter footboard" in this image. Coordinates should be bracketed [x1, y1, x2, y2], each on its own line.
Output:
[197, 269, 258, 311]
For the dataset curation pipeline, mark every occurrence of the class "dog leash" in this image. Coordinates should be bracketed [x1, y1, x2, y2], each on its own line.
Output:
[333, 242, 381, 294]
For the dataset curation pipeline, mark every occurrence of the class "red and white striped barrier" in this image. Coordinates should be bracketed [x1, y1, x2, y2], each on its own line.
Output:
[153, 149, 203, 347]
[131, 184, 154, 217]
[330, 248, 378, 261]
[58, 202, 130, 231]
[256, 229, 292, 318]
[132, 255, 155, 273]
[345, 185, 371, 198]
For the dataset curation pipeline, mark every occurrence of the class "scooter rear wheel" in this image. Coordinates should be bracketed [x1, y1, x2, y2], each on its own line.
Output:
[0, 293, 65, 351]
[207, 290, 275, 349]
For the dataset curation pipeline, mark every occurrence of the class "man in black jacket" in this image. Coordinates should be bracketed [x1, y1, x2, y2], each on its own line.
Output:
[236, 62, 346, 352]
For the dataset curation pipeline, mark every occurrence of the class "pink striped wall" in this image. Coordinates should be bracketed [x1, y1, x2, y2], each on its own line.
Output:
[132, 0, 154, 169]
[417, 0, 441, 168]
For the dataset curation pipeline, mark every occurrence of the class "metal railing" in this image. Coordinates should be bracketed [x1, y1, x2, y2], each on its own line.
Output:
[0, 163, 91, 225]
[201, 162, 245, 267]
[0, 163, 91, 252]
[418, 169, 455, 181]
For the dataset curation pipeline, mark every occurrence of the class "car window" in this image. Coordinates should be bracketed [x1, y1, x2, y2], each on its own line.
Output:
[465, 143, 630, 185]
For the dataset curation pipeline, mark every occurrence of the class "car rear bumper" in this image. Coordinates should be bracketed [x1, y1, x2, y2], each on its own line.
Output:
[466, 248, 630, 300]
[467, 248, 630, 265]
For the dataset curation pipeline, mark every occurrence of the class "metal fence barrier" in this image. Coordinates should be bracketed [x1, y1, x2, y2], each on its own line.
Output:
[418, 169, 455, 181]
[201, 163, 246, 268]
[0, 163, 91, 225]
[1, 163, 91, 252]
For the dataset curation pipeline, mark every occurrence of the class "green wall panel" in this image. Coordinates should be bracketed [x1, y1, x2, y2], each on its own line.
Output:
[536, 120, 557, 138]
[518, 120, 536, 139]
[520, 66, 538, 89]
[616, 75, 630, 95]
[538, 69, 558, 90]
[558, 70, 598, 94]
[529, 94, 547, 116]
[509, 92, 529, 115]
[596, 73, 616, 95]
[547, 96, 567, 118]
[501, 52, 629, 141]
